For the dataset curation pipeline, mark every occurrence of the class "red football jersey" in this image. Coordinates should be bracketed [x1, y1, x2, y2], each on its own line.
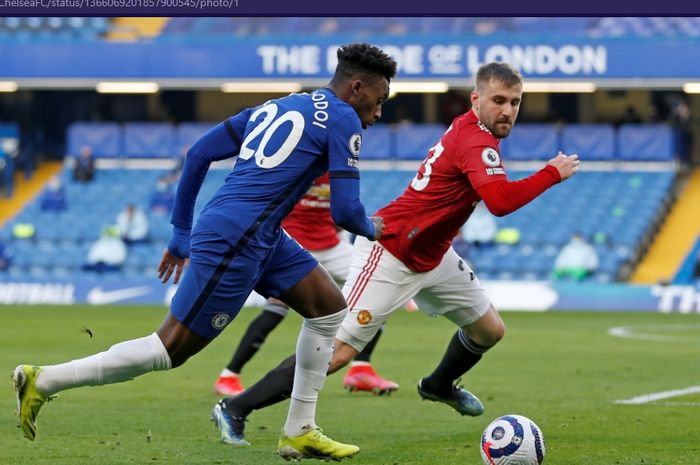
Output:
[377, 109, 508, 272]
[282, 172, 340, 251]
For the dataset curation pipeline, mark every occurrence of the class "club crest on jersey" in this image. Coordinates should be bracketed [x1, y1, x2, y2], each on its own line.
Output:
[349, 133, 362, 157]
[211, 313, 231, 330]
[308, 183, 331, 200]
[356, 309, 372, 325]
[481, 148, 500, 167]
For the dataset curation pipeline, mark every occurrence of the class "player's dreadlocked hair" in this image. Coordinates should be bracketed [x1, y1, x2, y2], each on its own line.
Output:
[334, 43, 397, 83]
[475, 62, 523, 91]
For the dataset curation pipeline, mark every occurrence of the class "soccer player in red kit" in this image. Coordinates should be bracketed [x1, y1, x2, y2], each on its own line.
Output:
[213, 61, 580, 444]
[213, 173, 398, 403]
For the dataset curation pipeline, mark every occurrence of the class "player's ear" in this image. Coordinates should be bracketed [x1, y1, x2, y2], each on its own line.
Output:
[351, 80, 363, 96]
[470, 90, 480, 110]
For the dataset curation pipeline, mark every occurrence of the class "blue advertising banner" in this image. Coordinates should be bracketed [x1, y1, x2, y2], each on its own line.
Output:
[1, 279, 699, 314]
[1, 37, 699, 81]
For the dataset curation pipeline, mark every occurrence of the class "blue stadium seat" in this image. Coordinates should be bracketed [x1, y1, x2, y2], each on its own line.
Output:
[175, 122, 216, 151]
[395, 124, 445, 160]
[67, 122, 122, 157]
[617, 124, 675, 161]
[501, 124, 560, 161]
[4, 162, 675, 284]
[561, 124, 615, 161]
[361, 124, 393, 159]
[124, 123, 176, 158]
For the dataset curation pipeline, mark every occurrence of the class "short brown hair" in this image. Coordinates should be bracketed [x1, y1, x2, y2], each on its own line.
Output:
[475, 62, 523, 91]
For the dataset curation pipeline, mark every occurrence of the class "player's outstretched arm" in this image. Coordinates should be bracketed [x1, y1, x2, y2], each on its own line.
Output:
[476, 152, 580, 217]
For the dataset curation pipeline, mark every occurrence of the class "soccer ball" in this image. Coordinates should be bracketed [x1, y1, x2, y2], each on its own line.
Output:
[480, 414, 546, 465]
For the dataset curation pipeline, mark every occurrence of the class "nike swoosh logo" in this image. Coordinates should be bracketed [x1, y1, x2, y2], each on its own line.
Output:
[87, 286, 153, 305]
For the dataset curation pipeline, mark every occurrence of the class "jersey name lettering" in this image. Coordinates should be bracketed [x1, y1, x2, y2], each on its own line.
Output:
[311, 91, 329, 129]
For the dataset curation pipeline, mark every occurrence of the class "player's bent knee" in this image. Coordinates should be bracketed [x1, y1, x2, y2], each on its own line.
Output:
[157, 315, 212, 368]
[313, 290, 347, 318]
[479, 320, 506, 348]
[304, 308, 347, 338]
[479, 305, 506, 347]
[282, 266, 347, 319]
[489, 321, 506, 346]
[464, 320, 505, 349]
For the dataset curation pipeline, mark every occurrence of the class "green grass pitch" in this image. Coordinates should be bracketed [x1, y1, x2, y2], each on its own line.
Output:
[1, 305, 698, 464]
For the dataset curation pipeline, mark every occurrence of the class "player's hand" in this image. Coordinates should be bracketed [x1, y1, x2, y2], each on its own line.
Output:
[370, 216, 385, 240]
[158, 248, 188, 285]
[547, 152, 580, 181]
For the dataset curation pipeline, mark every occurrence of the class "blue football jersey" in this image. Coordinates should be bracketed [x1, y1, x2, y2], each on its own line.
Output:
[172, 88, 367, 249]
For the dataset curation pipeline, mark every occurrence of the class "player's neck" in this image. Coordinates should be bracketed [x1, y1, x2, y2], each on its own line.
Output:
[325, 84, 341, 98]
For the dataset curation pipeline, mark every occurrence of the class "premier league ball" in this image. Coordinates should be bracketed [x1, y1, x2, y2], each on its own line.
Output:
[480, 414, 546, 465]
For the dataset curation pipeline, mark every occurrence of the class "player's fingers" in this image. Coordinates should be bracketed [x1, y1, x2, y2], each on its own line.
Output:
[173, 262, 184, 285]
[157, 250, 169, 277]
[161, 264, 174, 284]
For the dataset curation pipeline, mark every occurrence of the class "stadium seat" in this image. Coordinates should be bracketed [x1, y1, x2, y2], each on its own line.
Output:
[500, 124, 560, 161]
[561, 124, 615, 161]
[124, 123, 176, 158]
[395, 124, 446, 160]
[67, 122, 122, 158]
[0, 162, 675, 284]
[360, 124, 393, 160]
[617, 124, 675, 161]
[175, 122, 216, 151]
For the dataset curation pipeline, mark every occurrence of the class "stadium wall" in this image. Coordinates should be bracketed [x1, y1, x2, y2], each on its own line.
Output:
[1, 278, 698, 313]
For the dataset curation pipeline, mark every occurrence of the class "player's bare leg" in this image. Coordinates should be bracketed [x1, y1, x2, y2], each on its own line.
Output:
[418, 304, 504, 416]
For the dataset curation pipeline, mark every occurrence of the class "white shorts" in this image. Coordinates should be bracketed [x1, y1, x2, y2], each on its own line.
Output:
[310, 240, 352, 283]
[337, 236, 492, 352]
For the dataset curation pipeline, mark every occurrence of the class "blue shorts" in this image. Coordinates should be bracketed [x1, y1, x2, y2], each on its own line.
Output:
[170, 226, 318, 339]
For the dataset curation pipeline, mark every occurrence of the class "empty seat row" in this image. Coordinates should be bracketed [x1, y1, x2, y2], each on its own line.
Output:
[66, 122, 677, 162]
[67, 122, 215, 158]
[501, 123, 676, 161]
[367, 123, 677, 162]
[1, 166, 674, 283]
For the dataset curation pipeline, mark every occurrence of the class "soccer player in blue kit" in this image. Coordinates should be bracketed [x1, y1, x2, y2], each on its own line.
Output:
[13, 42, 397, 461]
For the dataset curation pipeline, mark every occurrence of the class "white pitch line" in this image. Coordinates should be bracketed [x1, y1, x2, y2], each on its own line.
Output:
[615, 386, 700, 405]
[608, 324, 700, 343]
